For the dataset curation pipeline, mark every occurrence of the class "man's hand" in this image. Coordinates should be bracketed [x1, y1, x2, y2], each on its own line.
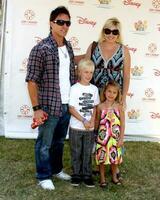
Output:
[31, 110, 48, 129]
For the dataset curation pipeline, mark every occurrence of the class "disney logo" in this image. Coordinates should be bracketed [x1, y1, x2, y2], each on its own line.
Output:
[77, 16, 96, 27]
[150, 112, 160, 119]
[153, 69, 160, 76]
[126, 45, 137, 53]
[123, 0, 141, 8]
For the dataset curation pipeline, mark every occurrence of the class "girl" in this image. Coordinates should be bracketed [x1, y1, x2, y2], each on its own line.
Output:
[95, 81, 125, 187]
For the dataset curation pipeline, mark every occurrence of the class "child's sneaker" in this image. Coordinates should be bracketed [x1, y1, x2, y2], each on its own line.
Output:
[84, 178, 95, 188]
[71, 177, 81, 187]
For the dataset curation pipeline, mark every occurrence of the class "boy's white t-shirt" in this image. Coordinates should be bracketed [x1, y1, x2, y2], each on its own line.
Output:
[69, 82, 100, 130]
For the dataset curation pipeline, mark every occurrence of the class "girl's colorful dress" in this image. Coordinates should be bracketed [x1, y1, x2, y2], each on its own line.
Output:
[96, 108, 123, 165]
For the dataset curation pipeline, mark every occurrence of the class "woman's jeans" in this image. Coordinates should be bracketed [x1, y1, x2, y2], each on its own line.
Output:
[35, 104, 70, 181]
[69, 128, 94, 180]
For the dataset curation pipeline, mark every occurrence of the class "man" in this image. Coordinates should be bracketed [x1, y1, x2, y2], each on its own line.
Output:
[26, 6, 76, 190]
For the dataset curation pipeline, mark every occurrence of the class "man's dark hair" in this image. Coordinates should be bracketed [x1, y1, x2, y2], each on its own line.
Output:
[50, 6, 70, 22]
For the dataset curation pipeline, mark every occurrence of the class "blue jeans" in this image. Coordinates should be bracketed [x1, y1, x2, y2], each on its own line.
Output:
[35, 104, 70, 180]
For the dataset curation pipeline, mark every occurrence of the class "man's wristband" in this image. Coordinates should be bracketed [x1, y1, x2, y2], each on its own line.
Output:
[32, 105, 41, 111]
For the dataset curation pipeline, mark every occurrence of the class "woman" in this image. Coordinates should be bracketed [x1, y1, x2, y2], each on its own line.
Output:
[85, 17, 131, 181]
[85, 17, 130, 107]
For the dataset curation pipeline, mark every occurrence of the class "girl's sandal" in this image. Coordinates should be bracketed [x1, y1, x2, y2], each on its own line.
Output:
[100, 182, 108, 188]
[112, 179, 122, 185]
[117, 172, 123, 181]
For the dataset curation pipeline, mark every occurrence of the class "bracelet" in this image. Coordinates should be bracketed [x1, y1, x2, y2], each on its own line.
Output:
[32, 105, 41, 111]
[82, 117, 88, 123]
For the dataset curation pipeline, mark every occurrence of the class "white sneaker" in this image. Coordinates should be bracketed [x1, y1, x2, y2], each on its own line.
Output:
[54, 171, 71, 181]
[38, 179, 55, 190]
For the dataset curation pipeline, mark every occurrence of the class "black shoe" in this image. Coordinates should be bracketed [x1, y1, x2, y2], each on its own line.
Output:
[71, 177, 81, 187]
[92, 170, 100, 176]
[84, 178, 95, 188]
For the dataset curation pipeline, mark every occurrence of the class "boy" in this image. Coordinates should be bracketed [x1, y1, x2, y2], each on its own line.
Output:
[69, 59, 100, 187]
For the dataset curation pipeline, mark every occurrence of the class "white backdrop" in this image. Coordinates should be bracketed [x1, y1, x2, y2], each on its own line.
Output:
[1, 0, 160, 140]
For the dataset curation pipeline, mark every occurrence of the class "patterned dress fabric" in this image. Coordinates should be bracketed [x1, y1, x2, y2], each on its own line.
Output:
[96, 108, 122, 165]
[91, 44, 124, 90]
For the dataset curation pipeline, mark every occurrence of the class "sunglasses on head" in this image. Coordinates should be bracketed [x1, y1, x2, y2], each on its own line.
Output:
[104, 28, 119, 35]
[53, 19, 71, 27]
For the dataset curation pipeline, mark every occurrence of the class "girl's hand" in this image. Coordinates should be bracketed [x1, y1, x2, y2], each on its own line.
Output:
[89, 119, 94, 129]
[83, 120, 91, 130]
[117, 137, 124, 147]
[121, 97, 127, 111]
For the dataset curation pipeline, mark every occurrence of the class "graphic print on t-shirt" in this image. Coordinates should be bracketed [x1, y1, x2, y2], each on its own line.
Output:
[79, 93, 94, 117]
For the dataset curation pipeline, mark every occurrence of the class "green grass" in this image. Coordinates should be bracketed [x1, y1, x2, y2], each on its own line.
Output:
[0, 137, 160, 200]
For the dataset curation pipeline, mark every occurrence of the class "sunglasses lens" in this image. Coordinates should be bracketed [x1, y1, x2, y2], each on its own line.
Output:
[54, 20, 71, 27]
[56, 20, 64, 26]
[112, 30, 119, 35]
[104, 28, 119, 35]
[66, 21, 71, 26]
[104, 28, 111, 35]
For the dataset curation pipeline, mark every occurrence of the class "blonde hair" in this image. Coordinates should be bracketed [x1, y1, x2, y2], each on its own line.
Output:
[98, 17, 122, 44]
[77, 58, 95, 80]
[100, 80, 122, 103]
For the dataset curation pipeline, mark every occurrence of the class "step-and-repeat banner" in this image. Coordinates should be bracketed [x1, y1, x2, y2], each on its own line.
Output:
[2, 0, 160, 139]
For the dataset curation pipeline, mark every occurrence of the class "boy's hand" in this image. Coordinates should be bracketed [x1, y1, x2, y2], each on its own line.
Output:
[83, 120, 91, 130]
[82, 118, 91, 130]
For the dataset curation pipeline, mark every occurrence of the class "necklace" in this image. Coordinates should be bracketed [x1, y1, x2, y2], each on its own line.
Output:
[59, 46, 67, 58]
[110, 102, 115, 108]
[105, 100, 115, 108]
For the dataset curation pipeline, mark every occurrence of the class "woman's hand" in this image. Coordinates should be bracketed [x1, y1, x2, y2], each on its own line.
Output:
[121, 96, 127, 111]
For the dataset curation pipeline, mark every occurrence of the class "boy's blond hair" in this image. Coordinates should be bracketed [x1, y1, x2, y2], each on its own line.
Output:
[77, 59, 95, 80]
